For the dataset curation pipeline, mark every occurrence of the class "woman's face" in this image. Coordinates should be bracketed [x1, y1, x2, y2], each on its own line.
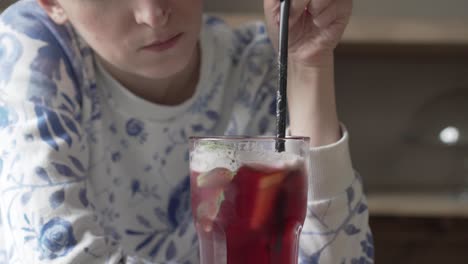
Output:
[54, 0, 203, 79]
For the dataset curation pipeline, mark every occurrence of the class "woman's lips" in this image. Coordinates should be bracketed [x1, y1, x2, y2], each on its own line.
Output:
[141, 33, 183, 52]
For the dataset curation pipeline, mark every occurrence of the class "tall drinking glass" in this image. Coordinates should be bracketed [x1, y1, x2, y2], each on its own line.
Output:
[189, 137, 310, 264]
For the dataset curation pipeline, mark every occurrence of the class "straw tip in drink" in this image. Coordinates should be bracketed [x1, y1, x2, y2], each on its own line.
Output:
[196, 222, 213, 232]
[204, 225, 213, 233]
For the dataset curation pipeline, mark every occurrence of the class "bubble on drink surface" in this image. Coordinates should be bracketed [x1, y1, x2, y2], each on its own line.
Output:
[190, 141, 306, 173]
[237, 150, 304, 168]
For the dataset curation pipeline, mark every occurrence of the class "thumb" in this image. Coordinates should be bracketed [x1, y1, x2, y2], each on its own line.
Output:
[264, 0, 309, 25]
[307, 0, 334, 16]
[289, 0, 310, 23]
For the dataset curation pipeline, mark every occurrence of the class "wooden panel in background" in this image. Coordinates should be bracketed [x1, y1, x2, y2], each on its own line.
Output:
[370, 216, 468, 263]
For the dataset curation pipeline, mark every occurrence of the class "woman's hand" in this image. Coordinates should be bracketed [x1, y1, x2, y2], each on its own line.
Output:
[264, 0, 352, 67]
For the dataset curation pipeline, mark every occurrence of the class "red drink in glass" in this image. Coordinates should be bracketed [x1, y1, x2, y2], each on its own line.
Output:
[190, 137, 309, 264]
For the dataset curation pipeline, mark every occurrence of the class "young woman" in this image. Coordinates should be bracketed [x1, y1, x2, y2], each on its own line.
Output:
[0, 0, 372, 263]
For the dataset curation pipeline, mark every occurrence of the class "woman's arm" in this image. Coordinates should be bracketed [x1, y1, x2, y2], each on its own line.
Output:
[0, 3, 151, 263]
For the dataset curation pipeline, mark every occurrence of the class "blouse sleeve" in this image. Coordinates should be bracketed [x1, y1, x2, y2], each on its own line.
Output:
[0, 3, 153, 263]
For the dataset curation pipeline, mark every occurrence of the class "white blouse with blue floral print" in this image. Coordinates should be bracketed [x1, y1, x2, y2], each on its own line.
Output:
[0, 1, 373, 263]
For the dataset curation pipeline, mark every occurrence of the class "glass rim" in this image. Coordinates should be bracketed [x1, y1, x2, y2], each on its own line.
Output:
[189, 136, 310, 142]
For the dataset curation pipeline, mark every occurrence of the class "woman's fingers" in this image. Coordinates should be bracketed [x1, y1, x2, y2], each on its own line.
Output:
[312, 0, 352, 28]
[264, 0, 331, 25]
[312, 0, 337, 28]
[307, 0, 333, 16]
[288, 0, 309, 22]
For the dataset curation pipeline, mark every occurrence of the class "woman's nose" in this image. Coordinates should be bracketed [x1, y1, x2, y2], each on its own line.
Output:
[134, 0, 171, 28]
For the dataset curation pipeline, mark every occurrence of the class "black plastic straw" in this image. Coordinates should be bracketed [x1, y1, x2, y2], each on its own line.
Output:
[276, 0, 290, 152]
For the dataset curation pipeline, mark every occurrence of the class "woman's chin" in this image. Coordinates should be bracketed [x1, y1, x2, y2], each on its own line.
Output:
[138, 62, 189, 80]
[138, 51, 197, 80]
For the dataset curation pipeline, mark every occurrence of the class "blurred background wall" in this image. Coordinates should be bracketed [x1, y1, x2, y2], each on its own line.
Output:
[3, 0, 468, 21]
[0, 0, 15, 10]
[205, 0, 468, 21]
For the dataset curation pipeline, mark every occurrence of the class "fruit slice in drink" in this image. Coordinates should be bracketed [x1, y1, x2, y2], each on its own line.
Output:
[223, 164, 288, 263]
[192, 168, 234, 232]
[234, 164, 286, 229]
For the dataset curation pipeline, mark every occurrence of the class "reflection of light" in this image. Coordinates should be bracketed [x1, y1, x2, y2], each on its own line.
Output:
[439, 126, 460, 145]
